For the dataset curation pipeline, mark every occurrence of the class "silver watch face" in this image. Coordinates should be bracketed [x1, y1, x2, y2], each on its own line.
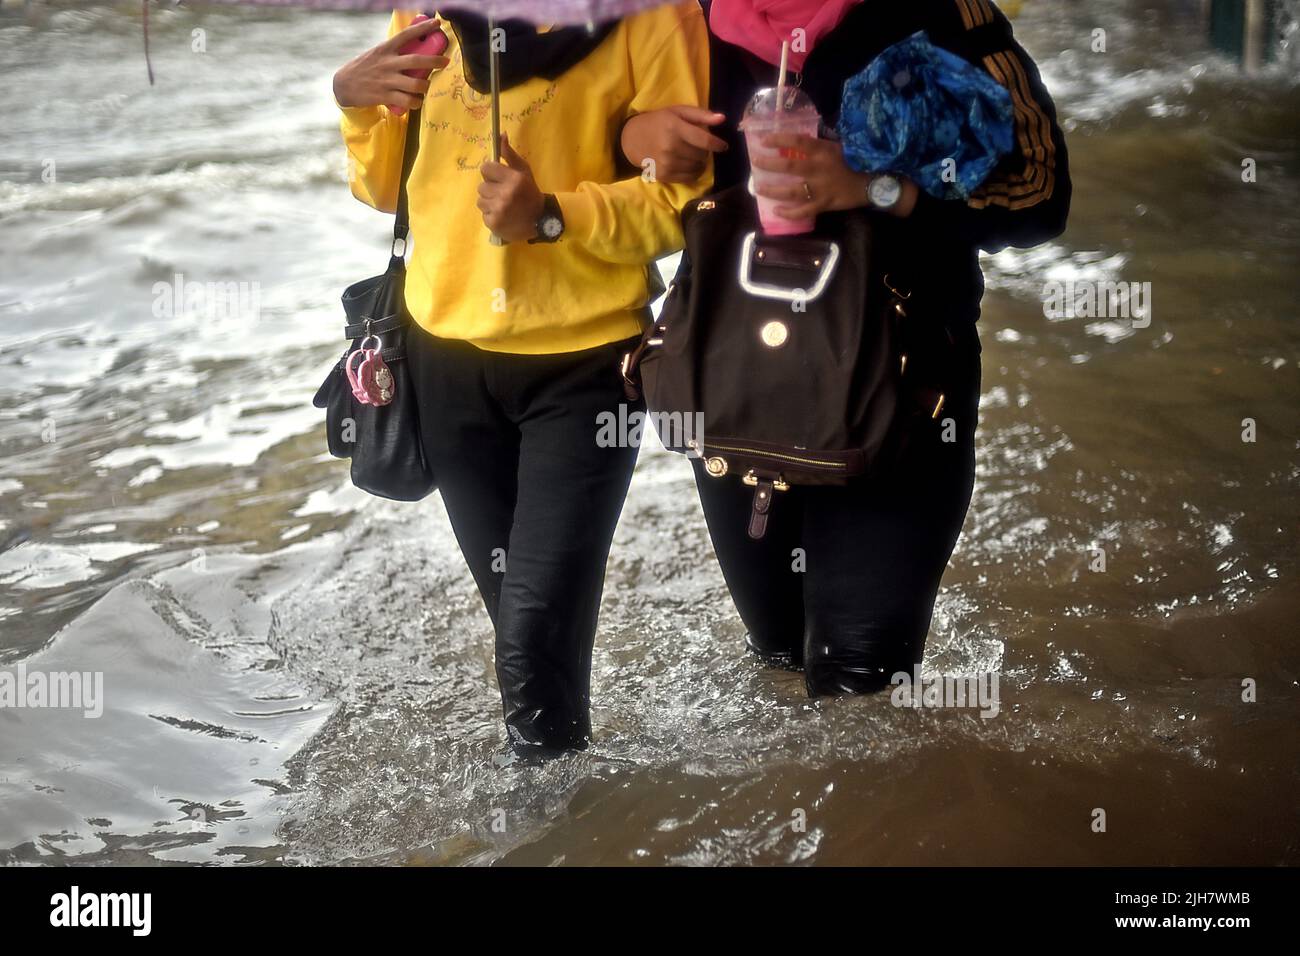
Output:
[540, 215, 563, 239]
[869, 174, 902, 209]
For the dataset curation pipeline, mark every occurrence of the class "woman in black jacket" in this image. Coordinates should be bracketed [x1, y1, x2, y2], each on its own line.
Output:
[621, 0, 1070, 694]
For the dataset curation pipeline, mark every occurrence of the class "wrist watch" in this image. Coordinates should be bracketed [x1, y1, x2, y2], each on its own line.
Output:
[867, 173, 903, 211]
[529, 194, 565, 244]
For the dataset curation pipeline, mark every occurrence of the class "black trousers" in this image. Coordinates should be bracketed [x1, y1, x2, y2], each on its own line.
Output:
[692, 351, 981, 695]
[406, 327, 643, 753]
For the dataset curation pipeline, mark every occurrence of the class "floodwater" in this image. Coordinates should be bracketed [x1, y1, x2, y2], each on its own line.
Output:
[0, 0, 1297, 865]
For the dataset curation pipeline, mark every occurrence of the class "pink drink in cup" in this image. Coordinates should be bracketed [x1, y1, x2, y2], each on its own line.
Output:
[740, 86, 821, 236]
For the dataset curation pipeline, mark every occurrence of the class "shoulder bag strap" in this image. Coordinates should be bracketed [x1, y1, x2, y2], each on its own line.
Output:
[392, 108, 422, 259]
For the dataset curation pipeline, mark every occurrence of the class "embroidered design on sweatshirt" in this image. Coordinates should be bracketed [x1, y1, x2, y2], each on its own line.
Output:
[424, 47, 560, 172]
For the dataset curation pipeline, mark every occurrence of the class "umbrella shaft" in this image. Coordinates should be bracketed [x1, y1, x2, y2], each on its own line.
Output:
[489, 16, 501, 164]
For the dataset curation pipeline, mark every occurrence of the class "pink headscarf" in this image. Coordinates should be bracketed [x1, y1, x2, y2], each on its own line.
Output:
[709, 0, 862, 72]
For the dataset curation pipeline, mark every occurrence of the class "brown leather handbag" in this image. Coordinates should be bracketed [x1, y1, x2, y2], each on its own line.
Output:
[623, 183, 953, 539]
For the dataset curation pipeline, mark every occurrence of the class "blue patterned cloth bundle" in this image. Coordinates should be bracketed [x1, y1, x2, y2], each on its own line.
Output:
[836, 31, 1016, 201]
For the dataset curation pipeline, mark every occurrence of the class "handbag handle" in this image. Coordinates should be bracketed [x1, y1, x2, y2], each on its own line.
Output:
[391, 107, 422, 258]
[737, 231, 841, 303]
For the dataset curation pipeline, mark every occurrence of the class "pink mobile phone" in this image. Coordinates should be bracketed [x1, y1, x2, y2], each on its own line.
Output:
[390, 15, 448, 116]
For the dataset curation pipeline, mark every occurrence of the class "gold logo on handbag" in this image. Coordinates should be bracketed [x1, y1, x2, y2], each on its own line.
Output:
[760, 320, 789, 348]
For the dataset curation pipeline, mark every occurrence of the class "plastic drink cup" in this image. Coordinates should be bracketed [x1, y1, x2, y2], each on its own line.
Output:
[740, 86, 822, 236]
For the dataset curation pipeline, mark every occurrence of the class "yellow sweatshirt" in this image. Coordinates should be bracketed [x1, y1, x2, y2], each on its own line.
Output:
[340, 4, 711, 354]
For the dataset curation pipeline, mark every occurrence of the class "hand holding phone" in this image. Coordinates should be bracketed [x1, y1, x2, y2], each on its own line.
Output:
[390, 15, 448, 116]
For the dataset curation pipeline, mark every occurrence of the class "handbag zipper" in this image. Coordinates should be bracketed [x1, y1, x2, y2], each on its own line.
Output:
[706, 442, 848, 471]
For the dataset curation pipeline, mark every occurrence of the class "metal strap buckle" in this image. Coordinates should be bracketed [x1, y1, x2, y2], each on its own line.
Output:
[742, 470, 790, 492]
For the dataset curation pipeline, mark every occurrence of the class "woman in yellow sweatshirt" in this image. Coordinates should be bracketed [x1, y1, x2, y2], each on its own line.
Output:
[333, 5, 710, 764]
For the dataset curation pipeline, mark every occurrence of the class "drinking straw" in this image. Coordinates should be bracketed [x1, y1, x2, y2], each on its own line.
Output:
[776, 40, 790, 112]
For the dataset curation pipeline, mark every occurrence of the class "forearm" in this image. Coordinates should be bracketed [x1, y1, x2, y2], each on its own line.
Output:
[556, 176, 707, 265]
[340, 105, 407, 214]
[907, 165, 1069, 250]
[561, 2, 712, 261]
[913, 6, 1071, 250]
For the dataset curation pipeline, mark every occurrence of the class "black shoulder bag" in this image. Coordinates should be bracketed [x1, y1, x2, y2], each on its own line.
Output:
[622, 183, 955, 539]
[311, 108, 437, 501]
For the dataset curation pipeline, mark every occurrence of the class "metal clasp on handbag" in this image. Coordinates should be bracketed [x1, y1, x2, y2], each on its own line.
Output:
[737, 232, 841, 304]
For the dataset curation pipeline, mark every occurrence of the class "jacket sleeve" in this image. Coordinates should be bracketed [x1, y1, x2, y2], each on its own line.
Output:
[553, 2, 713, 265]
[909, 0, 1071, 252]
[339, 11, 417, 215]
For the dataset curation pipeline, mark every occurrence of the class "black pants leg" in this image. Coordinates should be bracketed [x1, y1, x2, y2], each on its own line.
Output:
[693, 352, 981, 696]
[691, 461, 807, 667]
[406, 328, 642, 752]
